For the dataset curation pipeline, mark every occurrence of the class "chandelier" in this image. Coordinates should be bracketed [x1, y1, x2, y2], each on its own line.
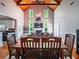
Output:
[14, 0, 62, 5]
[14, 0, 62, 11]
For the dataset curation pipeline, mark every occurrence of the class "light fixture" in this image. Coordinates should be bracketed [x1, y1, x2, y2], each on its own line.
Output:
[32, 0, 44, 4]
[13, 0, 62, 11]
[19, 5, 29, 11]
[14, 0, 62, 5]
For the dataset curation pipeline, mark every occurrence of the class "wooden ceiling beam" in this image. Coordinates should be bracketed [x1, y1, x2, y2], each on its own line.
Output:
[14, 0, 22, 5]
[55, 0, 62, 5]
[48, 5, 58, 11]
[18, 3, 59, 5]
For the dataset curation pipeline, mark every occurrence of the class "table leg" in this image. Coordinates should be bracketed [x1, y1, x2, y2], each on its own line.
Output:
[16, 48, 19, 59]
[61, 49, 64, 59]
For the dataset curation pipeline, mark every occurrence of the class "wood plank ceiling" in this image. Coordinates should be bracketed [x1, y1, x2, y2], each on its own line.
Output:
[14, 0, 62, 11]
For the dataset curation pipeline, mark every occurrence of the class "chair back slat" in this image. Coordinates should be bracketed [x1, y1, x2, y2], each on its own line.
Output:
[42, 37, 61, 48]
[21, 37, 40, 48]
[41, 36, 61, 59]
[21, 36, 40, 58]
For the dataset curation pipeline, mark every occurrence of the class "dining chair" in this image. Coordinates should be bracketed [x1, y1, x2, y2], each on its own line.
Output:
[42, 32, 49, 36]
[7, 34, 17, 59]
[41, 36, 61, 59]
[21, 36, 40, 59]
[64, 34, 75, 59]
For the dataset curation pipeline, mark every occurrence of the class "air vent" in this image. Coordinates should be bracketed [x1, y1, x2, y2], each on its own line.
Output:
[70, 2, 74, 5]
[1, 2, 5, 7]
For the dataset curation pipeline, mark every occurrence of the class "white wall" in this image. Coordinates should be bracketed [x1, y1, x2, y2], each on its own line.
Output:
[54, 0, 79, 48]
[0, 0, 24, 39]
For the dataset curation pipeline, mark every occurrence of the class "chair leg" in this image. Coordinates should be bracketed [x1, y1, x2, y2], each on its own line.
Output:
[9, 55, 11, 59]
[15, 55, 20, 59]
[70, 56, 72, 59]
[64, 56, 67, 59]
[21, 55, 25, 59]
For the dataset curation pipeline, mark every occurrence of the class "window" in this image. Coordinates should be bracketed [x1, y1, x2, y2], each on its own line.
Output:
[44, 9, 48, 32]
[29, 9, 33, 35]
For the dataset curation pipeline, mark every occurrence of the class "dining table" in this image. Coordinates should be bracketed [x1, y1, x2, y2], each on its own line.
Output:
[12, 34, 68, 59]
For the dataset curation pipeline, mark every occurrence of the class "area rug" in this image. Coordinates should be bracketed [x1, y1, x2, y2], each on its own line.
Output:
[4, 55, 75, 59]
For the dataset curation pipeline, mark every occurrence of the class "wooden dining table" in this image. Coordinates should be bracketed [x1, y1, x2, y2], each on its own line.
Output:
[12, 35, 68, 59]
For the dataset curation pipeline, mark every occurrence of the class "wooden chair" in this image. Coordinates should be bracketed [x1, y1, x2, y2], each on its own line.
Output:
[7, 34, 17, 59]
[21, 36, 40, 59]
[41, 36, 61, 59]
[64, 34, 75, 59]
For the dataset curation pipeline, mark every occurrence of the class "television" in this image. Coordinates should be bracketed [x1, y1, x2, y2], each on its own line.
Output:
[34, 23, 43, 28]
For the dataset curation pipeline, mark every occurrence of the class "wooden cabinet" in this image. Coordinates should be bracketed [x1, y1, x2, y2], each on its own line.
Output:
[3, 31, 7, 41]
[3, 29, 15, 41]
